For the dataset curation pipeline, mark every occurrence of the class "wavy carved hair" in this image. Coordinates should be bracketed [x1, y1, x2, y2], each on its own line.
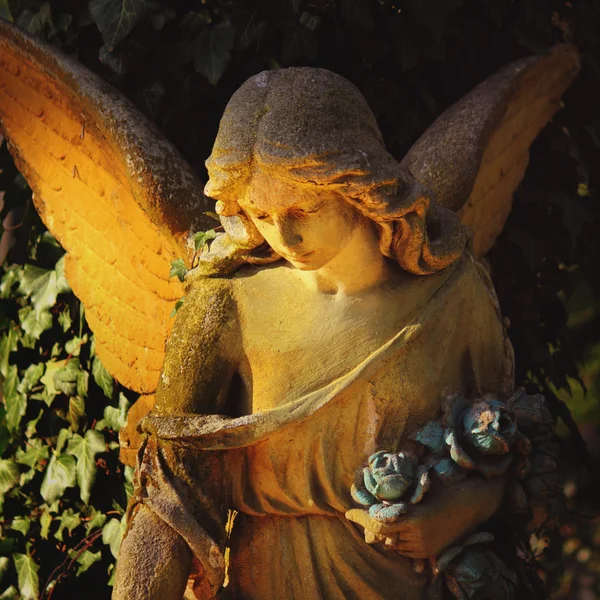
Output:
[200, 67, 468, 277]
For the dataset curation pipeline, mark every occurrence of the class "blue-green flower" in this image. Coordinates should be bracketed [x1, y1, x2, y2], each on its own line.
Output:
[363, 451, 417, 501]
[435, 533, 517, 600]
[350, 450, 430, 522]
[461, 400, 518, 455]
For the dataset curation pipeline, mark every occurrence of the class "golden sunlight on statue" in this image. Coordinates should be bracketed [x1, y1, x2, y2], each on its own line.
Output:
[112, 67, 559, 600]
[0, 22, 579, 600]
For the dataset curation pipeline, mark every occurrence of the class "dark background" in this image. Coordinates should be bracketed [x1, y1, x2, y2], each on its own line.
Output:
[0, 0, 599, 597]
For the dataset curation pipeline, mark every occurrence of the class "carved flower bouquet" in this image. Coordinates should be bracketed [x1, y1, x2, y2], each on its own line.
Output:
[348, 390, 562, 599]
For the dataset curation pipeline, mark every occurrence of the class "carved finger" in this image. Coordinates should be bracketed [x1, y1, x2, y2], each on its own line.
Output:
[364, 530, 385, 544]
[388, 542, 428, 559]
[345, 508, 372, 529]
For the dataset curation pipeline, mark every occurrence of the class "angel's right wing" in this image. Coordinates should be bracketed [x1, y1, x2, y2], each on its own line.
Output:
[0, 20, 214, 395]
[401, 46, 580, 257]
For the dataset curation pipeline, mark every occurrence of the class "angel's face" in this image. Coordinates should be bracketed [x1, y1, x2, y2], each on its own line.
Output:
[240, 172, 360, 271]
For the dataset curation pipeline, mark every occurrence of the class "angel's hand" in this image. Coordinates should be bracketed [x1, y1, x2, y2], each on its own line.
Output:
[345, 504, 453, 559]
[345, 476, 506, 559]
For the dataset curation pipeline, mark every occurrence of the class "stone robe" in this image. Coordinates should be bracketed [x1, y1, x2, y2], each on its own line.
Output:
[128, 253, 514, 599]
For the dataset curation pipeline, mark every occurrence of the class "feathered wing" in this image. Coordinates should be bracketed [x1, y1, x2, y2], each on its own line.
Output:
[0, 20, 214, 394]
[401, 45, 580, 257]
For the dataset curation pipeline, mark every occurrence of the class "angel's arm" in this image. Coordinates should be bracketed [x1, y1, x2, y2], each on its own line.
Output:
[152, 275, 242, 417]
[115, 276, 241, 600]
[348, 256, 513, 558]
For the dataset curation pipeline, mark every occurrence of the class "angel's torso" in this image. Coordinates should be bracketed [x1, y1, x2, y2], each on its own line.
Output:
[230, 261, 454, 414]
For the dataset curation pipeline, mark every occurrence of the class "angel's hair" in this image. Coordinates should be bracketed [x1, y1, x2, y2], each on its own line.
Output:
[199, 67, 468, 277]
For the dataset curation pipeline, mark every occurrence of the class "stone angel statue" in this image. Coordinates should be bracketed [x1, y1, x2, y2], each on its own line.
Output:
[0, 19, 579, 600]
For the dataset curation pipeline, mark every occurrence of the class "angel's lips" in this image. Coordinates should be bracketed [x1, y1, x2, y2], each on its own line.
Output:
[285, 251, 315, 263]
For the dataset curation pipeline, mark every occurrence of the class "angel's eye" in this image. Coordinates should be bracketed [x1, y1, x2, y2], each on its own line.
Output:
[298, 203, 323, 215]
[256, 214, 272, 221]
[306, 202, 324, 214]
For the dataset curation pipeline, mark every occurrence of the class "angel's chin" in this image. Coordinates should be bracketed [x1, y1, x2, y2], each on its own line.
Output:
[286, 256, 326, 271]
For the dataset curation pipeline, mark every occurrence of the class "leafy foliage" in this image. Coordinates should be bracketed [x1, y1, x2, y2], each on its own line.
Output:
[0, 227, 133, 595]
[1, 0, 600, 597]
[89, 0, 158, 50]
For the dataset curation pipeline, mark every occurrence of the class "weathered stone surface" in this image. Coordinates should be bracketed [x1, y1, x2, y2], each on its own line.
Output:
[0, 19, 578, 599]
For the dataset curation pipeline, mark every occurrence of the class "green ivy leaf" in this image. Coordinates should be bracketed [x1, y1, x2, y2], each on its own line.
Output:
[194, 229, 218, 252]
[89, 0, 159, 50]
[92, 356, 114, 399]
[193, 22, 236, 86]
[39, 359, 65, 405]
[0, 557, 9, 584]
[77, 370, 89, 398]
[96, 393, 130, 432]
[6, 393, 27, 434]
[55, 429, 72, 455]
[299, 11, 320, 31]
[0, 413, 9, 456]
[54, 508, 81, 541]
[65, 335, 87, 357]
[102, 517, 126, 558]
[124, 465, 134, 501]
[0, 329, 18, 378]
[40, 453, 77, 504]
[3, 366, 27, 434]
[24, 409, 43, 439]
[40, 508, 52, 540]
[99, 44, 128, 75]
[0, 268, 19, 300]
[68, 396, 86, 432]
[18, 256, 70, 319]
[0, 0, 13, 23]
[19, 468, 36, 487]
[170, 296, 185, 318]
[10, 516, 31, 537]
[58, 307, 72, 332]
[18, 306, 52, 340]
[67, 430, 106, 504]
[18, 363, 44, 394]
[15, 440, 49, 468]
[13, 553, 39, 600]
[69, 548, 102, 576]
[281, 21, 318, 63]
[169, 258, 188, 283]
[54, 358, 82, 397]
[0, 459, 19, 495]
[16, 3, 53, 37]
[85, 508, 107, 535]
[236, 14, 266, 50]
[0, 586, 19, 600]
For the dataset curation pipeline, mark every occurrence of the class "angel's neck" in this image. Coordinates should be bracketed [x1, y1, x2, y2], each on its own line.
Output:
[300, 220, 394, 295]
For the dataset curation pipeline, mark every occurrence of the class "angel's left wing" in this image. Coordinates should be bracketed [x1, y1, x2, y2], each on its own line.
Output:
[401, 46, 580, 257]
[0, 20, 213, 395]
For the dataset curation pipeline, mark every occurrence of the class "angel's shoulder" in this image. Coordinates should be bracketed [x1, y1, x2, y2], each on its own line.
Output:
[184, 271, 235, 302]
[229, 261, 300, 296]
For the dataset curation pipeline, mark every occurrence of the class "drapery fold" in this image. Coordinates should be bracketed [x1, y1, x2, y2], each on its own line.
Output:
[128, 253, 514, 599]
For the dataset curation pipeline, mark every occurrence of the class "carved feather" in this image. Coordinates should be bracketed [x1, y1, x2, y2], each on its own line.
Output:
[0, 20, 212, 394]
[401, 45, 580, 257]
